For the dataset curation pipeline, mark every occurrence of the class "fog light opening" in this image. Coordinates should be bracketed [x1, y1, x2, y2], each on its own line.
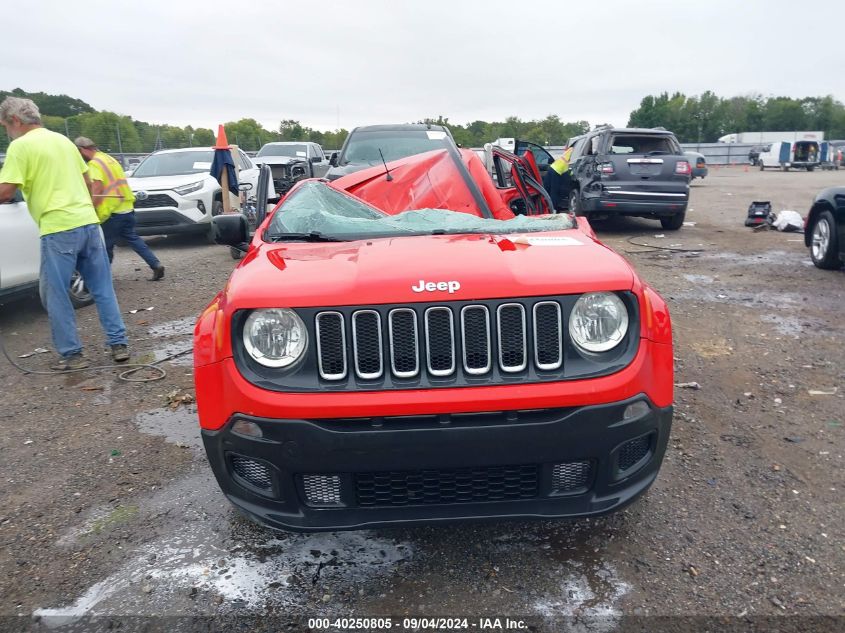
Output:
[230, 454, 273, 490]
[623, 400, 650, 421]
[232, 419, 263, 438]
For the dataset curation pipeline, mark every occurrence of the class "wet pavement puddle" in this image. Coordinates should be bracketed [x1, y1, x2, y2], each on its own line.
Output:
[37, 407, 632, 628]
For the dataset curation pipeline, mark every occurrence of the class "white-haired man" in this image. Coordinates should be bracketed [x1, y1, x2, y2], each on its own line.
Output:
[0, 97, 130, 369]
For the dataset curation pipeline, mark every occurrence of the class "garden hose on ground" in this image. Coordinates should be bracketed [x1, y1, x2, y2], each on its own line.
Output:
[0, 328, 192, 383]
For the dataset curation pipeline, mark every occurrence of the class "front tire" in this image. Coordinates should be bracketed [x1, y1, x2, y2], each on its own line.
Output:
[660, 210, 686, 231]
[810, 211, 841, 269]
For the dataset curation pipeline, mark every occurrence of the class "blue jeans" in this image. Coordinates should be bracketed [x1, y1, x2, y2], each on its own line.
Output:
[102, 211, 161, 270]
[40, 223, 128, 357]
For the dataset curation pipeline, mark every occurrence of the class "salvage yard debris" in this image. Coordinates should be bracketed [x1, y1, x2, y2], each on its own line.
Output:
[675, 382, 702, 390]
[128, 306, 155, 314]
[166, 389, 194, 409]
[17, 347, 48, 358]
[807, 387, 838, 396]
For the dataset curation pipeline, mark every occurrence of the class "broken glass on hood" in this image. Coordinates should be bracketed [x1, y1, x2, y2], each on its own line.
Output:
[266, 182, 575, 242]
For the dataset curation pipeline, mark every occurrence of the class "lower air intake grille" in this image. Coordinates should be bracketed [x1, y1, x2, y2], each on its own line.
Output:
[619, 435, 651, 472]
[230, 455, 273, 490]
[551, 461, 591, 493]
[301, 474, 342, 506]
[355, 464, 539, 507]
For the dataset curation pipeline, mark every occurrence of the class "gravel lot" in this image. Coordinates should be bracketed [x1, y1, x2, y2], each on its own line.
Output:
[0, 167, 843, 633]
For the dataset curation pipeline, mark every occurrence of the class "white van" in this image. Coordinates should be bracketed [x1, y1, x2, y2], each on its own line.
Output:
[758, 140, 821, 171]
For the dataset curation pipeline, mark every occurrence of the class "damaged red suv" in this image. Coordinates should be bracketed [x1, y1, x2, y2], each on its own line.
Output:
[194, 143, 673, 531]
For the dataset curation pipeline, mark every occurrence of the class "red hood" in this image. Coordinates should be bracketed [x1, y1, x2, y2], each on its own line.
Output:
[224, 230, 634, 308]
[330, 148, 514, 219]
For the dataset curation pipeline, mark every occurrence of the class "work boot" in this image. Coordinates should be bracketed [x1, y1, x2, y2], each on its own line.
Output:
[150, 265, 165, 281]
[111, 344, 130, 363]
[51, 353, 90, 371]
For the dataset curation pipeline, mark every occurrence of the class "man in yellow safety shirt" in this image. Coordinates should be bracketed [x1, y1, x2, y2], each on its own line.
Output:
[0, 97, 129, 369]
[74, 137, 164, 281]
[543, 145, 574, 212]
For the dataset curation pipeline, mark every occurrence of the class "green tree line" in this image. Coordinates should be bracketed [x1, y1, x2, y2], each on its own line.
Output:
[628, 91, 845, 142]
[3, 87, 845, 155]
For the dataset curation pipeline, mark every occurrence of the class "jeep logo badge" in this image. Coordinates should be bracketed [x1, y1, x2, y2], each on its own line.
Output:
[135, 191, 148, 201]
[411, 280, 461, 294]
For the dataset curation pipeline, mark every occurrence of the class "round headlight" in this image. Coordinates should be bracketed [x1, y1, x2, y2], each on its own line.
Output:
[568, 292, 629, 353]
[243, 308, 308, 368]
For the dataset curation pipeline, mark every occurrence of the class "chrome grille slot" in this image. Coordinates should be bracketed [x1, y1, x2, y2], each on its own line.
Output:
[497, 303, 527, 372]
[388, 308, 419, 378]
[352, 310, 383, 379]
[461, 305, 491, 374]
[425, 307, 455, 376]
[315, 312, 347, 380]
[533, 301, 563, 370]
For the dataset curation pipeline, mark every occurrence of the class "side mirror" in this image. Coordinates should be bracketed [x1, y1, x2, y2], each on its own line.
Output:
[329, 152, 338, 167]
[238, 182, 254, 191]
[310, 155, 321, 163]
[125, 170, 134, 177]
[212, 214, 249, 251]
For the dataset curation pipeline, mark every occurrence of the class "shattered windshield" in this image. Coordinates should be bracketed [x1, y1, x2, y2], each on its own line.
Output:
[265, 182, 575, 241]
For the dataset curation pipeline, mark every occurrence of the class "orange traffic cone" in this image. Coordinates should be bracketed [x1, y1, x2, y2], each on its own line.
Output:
[213, 124, 230, 149]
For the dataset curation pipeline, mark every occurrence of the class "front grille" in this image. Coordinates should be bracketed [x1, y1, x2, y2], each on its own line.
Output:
[461, 306, 491, 374]
[315, 312, 346, 379]
[497, 304, 527, 372]
[230, 455, 273, 490]
[314, 297, 579, 384]
[425, 307, 455, 375]
[551, 461, 591, 493]
[619, 435, 651, 472]
[355, 464, 539, 507]
[133, 193, 178, 209]
[533, 302, 562, 370]
[389, 309, 419, 377]
[352, 311, 382, 379]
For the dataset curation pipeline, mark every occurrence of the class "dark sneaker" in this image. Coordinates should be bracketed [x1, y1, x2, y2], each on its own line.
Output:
[150, 265, 165, 281]
[51, 353, 90, 371]
[111, 344, 130, 363]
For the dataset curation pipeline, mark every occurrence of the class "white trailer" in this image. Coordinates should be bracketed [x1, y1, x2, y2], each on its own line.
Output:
[719, 131, 824, 144]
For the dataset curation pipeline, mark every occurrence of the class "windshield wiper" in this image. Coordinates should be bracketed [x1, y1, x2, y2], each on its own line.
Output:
[264, 231, 346, 243]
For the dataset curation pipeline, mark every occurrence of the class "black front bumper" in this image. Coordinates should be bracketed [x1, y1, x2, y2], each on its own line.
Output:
[201, 396, 672, 532]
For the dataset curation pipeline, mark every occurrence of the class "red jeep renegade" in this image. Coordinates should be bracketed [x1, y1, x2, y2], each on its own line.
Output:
[194, 144, 673, 531]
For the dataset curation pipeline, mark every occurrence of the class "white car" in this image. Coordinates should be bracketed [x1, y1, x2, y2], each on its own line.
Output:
[0, 191, 92, 309]
[128, 147, 260, 240]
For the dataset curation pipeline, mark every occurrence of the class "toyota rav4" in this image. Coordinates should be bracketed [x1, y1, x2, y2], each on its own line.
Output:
[195, 145, 674, 531]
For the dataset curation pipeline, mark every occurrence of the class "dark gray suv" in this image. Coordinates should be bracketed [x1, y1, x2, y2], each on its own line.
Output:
[325, 124, 458, 181]
[566, 127, 691, 230]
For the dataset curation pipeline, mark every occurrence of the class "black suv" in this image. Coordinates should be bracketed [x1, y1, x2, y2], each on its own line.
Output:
[566, 127, 691, 230]
[325, 124, 458, 181]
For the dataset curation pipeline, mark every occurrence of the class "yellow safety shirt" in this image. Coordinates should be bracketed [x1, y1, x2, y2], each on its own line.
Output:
[0, 128, 98, 236]
[86, 151, 135, 222]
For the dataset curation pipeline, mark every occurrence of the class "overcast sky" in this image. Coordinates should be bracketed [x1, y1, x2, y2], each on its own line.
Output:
[8, 0, 844, 132]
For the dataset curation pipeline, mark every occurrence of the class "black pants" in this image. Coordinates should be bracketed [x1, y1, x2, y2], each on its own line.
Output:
[542, 169, 572, 211]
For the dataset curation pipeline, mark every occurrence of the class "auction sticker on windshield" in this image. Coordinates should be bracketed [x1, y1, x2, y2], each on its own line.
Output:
[193, 162, 212, 170]
[426, 131, 447, 140]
